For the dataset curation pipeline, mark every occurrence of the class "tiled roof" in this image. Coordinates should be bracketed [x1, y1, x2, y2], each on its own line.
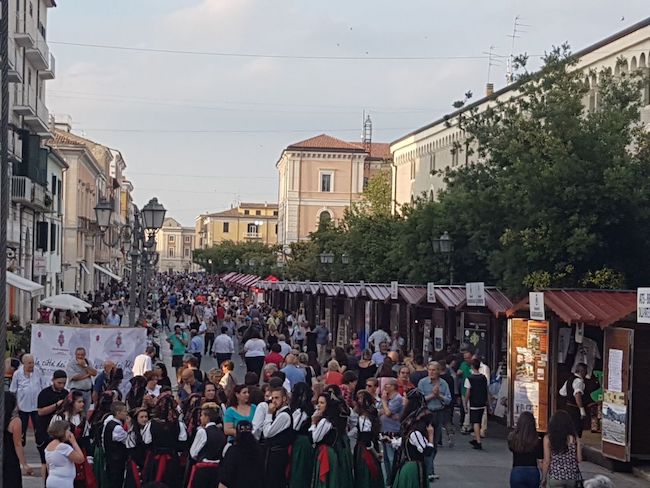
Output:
[50, 131, 85, 147]
[287, 134, 391, 159]
[239, 202, 278, 209]
[204, 208, 240, 218]
[288, 134, 365, 152]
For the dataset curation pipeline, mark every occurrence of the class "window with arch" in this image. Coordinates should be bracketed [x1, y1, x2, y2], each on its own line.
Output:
[318, 211, 332, 225]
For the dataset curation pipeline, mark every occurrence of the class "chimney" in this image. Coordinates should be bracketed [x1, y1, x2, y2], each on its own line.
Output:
[53, 114, 73, 133]
[486, 83, 494, 97]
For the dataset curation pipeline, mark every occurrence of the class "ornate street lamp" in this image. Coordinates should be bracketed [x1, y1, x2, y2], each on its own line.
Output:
[319, 252, 335, 265]
[141, 197, 167, 232]
[94, 197, 113, 231]
[341, 253, 350, 265]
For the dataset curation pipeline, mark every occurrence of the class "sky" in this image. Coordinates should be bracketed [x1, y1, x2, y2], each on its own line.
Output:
[46, 1, 650, 227]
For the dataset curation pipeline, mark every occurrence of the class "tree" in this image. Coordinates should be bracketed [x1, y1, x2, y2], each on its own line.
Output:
[193, 241, 280, 276]
[351, 170, 392, 218]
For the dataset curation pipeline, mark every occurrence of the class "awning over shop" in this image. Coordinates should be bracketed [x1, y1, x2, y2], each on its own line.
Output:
[399, 286, 427, 305]
[364, 284, 391, 301]
[344, 283, 364, 298]
[221, 271, 237, 281]
[322, 283, 342, 297]
[508, 289, 637, 327]
[79, 262, 90, 275]
[7, 271, 44, 297]
[93, 263, 122, 282]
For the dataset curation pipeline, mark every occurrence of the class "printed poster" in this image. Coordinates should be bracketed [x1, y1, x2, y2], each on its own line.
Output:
[602, 390, 627, 446]
[513, 380, 540, 427]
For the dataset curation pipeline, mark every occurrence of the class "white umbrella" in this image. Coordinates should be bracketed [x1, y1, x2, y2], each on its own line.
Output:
[40, 294, 92, 312]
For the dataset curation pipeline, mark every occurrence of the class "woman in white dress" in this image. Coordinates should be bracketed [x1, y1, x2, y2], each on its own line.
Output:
[45, 420, 85, 488]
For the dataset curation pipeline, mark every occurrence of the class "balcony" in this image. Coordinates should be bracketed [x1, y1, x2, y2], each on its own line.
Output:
[14, 14, 36, 48]
[244, 232, 262, 239]
[24, 97, 51, 135]
[7, 37, 24, 83]
[13, 84, 36, 116]
[25, 29, 49, 70]
[39, 53, 55, 80]
[11, 176, 50, 211]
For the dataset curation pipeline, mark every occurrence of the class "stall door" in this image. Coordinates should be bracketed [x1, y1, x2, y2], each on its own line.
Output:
[602, 327, 633, 462]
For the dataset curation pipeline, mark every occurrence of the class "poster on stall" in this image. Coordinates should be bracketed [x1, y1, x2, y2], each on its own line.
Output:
[423, 319, 432, 356]
[434, 327, 443, 352]
[31, 324, 146, 394]
[513, 380, 540, 426]
[602, 390, 627, 446]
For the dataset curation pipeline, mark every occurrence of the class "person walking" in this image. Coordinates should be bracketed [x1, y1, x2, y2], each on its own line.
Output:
[464, 358, 489, 450]
[243, 330, 266, 379]
[132, 346, 156, 377]
[417, 361, 451, 482]
[508, 411, 543, 488]
[37, 370, 70, 481]
[211, 326, 234, 366]
[9, 354, 44, 444]
[315, 320, 330, 365]
[167, 325, 189, 380]
[542, 410, 583, 488]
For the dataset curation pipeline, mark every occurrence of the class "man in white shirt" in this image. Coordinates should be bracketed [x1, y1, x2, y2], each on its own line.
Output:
[211, 326, 235, 366]
[105, 308, 121, 326]
[132, 346, 156, 377]
[262, 387, 293, 487]
[102, 402, 129, 488]
[560, 362, 588, 438]
[368, 328, 391, 353]
[277, 334, 292, 358]
[9, 354, 44, 442]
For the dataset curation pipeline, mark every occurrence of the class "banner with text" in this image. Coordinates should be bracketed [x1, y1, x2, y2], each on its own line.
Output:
[31, 325, 147, 386]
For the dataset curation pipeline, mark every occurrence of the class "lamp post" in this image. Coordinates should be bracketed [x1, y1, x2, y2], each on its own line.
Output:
[95, 197, 166, 326]
[208, 259, 213, 274]
[235, 258, 241, 272]
[432, 231, 454, 284]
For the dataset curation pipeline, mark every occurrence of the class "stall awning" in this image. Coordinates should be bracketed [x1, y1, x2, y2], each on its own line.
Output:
[79, 262, 90, 275]
[7, 271, 44, 297]
[322, 283, 342, 297]
[344, 284, 363, 299]
[508, 289, 637, 327]
[93, 263, 122, 282]
[364, 284, 391, 301]
[243, 275, 260, 287]
[221, 271, 237, 282]
[399, 286, 427, 305]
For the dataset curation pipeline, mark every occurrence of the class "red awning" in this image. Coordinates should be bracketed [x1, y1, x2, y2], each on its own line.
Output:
[221, 271, 237, 281]
[265, 275, 279, 282]
[508, 289, 637, 327]
[433, 286, 466, 309]
[399, 286, 427, 305]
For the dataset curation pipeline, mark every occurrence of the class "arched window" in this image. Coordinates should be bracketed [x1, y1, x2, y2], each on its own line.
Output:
[429, 189, 434, 202]
[640, 53, 646, 68]
[318, 211, 332, 224]
[631, 56, 638, 71]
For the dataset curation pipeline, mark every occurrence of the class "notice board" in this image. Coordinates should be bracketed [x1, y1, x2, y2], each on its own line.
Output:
[510, 318, 550, 432]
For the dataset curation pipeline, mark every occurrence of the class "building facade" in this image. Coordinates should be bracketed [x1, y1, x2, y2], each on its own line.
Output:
[6, 0, 57, 322]
[196, 202, 279, 249]
[158, 217, 198, 273]
[390, 18, 650, 210]
[276, 134, 390, 246]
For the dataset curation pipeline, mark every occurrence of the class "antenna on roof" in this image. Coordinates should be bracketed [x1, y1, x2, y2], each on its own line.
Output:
[362, 112, 372, 153]
[505, 15, 530, 83]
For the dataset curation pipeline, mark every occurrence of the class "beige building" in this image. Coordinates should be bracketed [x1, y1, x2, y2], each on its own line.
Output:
[390, 17, 650, 210]
[276, 134, 390, 245]
[51, 122, 132, 293]
[196, 202, 278, 249]
[158, 217, 198, 273]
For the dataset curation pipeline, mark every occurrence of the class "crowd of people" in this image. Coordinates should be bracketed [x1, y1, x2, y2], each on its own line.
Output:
[3, 272, 614, 488]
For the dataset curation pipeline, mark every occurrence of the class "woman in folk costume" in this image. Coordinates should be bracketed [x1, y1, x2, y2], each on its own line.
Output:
[390, 390, 435, 488]
[50, 390, 96, 488]
[309, 392, 342, 488]
[181, 393, 205, 480]
[353, 390, 384, 488]
[124, 408, 151, 488]
[323, 384, 354, 488]
[289, 383, 315, 488]
[187, 403, 227, 488]
[90, 391, 118, 488]
[142, 392, 188, 486]
[218, 421, 265, 488]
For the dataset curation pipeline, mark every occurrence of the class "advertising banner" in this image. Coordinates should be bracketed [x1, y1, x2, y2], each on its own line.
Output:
[31, 324, 147, 389]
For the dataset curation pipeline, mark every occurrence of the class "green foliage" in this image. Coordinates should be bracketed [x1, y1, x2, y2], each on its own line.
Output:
[194, 240, 280, 277]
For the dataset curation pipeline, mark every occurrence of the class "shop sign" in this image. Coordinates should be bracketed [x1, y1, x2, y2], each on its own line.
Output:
[466, 282, 485, 307]
[637, 287, 650, 323]
[34, 256, 47, 277]
[390, 281, 399, 300]
[529, 292, 545, 321]
[427, 282, 436, 303]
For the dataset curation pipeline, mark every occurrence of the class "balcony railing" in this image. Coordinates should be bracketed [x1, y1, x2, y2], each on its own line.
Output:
[13, 84, 36, 116]
[245, 232, 261, 239]
[24, 97, 50, 134]
[11, 176, 50, 211]
[7, 37, 23, 83]
[25, 28, 49, 70]
[39, 53, 55, 80]
[14, 13, 36, 48]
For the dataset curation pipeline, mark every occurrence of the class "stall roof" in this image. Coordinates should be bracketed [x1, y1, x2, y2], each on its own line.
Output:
[344, 283, 364, 299]
[322, 283, 342, 297]
[399, 286, 427, 305]
[221, 271, 237, 281]
[508, 289, 637, 327]
[364, 284, 391, 301]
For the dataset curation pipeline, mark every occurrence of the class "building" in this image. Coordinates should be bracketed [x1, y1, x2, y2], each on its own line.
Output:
[157, 217, 198, 273]
[390, 17, 650, 210]
[6, 0, 57, 323]
[196, 202, 278, 249]
[275, 131, 391, 245]
[50, 122, 131, 294]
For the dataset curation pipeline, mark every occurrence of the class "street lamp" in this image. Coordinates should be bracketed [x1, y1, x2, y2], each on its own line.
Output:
[141, 197, 167, 233]
[208, 258, 213, 274]
[319, 252, 335, 264]
[235, 258, 241, 271]
[432, 231, 454, 284]
[341, 253, 350, 265]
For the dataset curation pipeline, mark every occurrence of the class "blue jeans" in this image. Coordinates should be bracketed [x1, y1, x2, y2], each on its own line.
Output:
[383, 440, 397, 480]
[510, 466, 540, 488]
[424, 409, 443, 476]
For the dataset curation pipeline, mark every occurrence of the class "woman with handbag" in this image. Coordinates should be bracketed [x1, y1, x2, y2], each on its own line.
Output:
[541, 410, 583, 488]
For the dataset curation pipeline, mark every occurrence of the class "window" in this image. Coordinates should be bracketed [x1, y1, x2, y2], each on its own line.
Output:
[50, 222, 57, 251]
[51, 175, 57, 195]
[363, 177, 369, 190]
[168, 248, 175, 258]
[168, 235, 175, 242]
[410, 161, 416, 180]
[255, 210, 261, 216]
[244, 209, 250, 215]
[429, 153, 436, 173]
[28, 69, 32, 86]
[273, 210, 278, 216]
[320, 171, 333, 192]
[184, 248, 190, 258]
[247, 223, 259, 234]
[184, 236, 191, 243]
[319, 211, 332, 225]
[36, 221, 48, 251]
[223, 222, 229, 233]
[275, 224, 278, 234]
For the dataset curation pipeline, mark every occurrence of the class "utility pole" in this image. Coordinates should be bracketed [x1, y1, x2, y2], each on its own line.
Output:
[0, 0, 10, 480]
